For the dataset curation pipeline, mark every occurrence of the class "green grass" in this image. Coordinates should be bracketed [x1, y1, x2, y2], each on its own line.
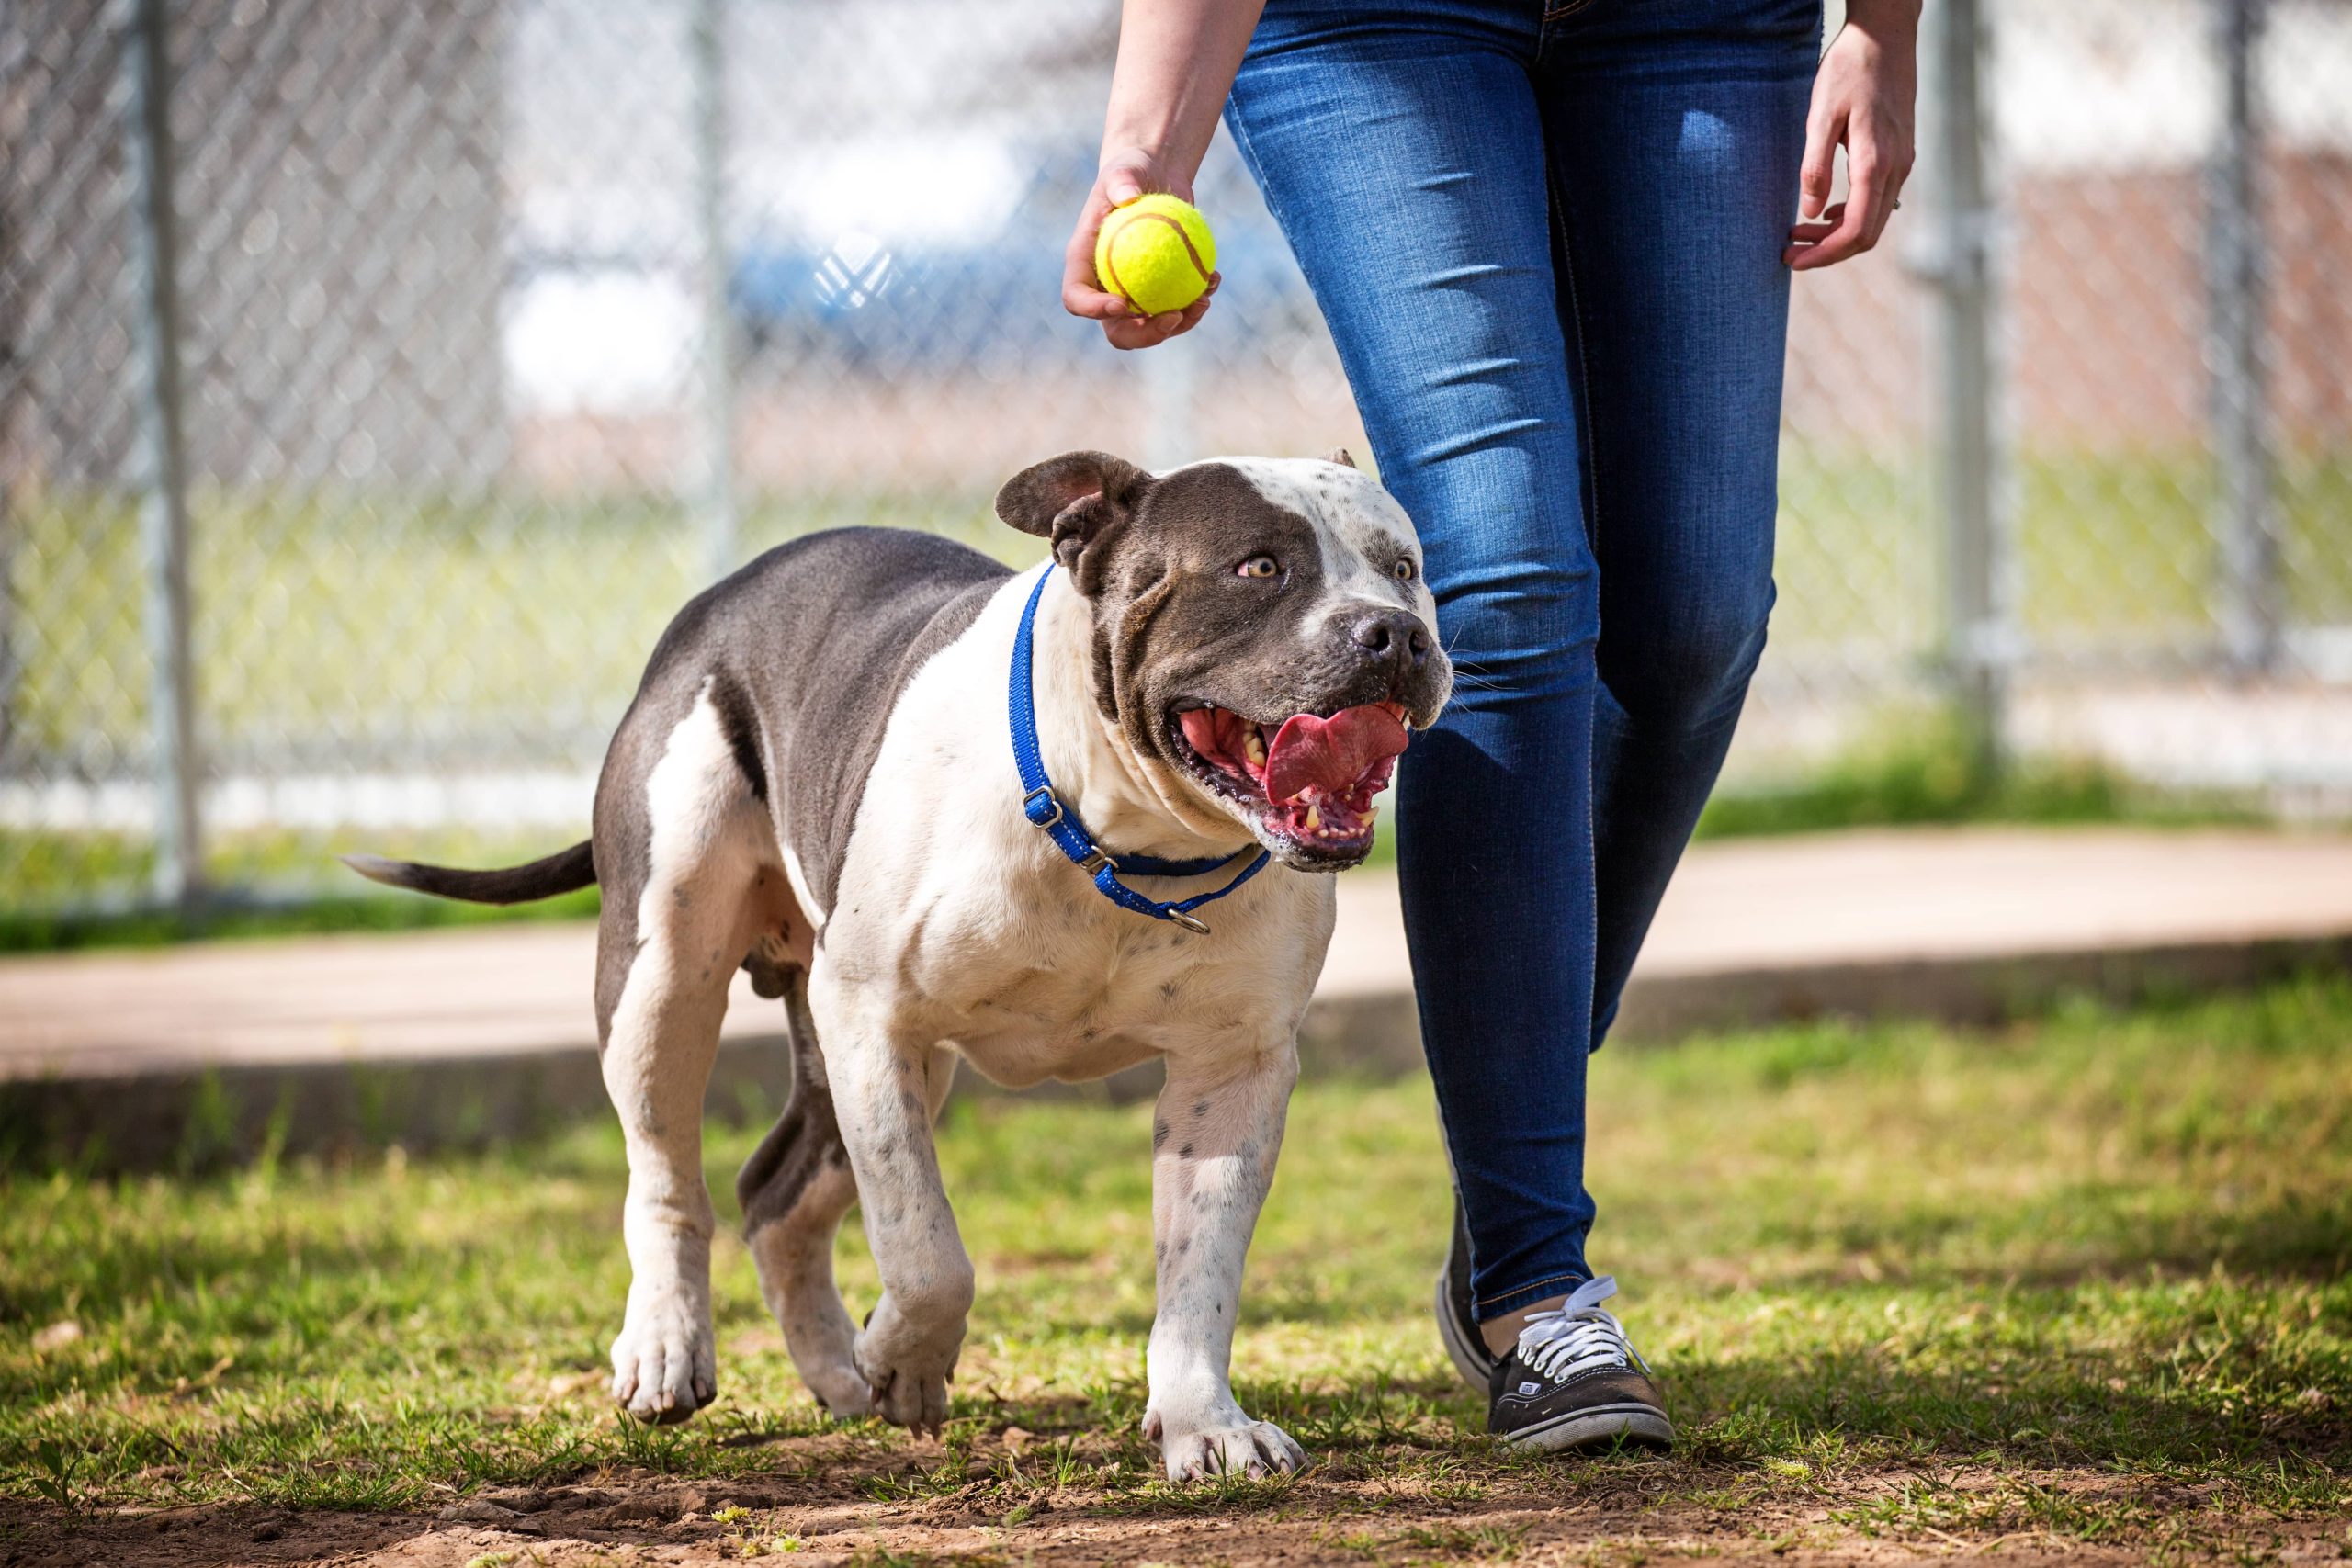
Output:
[0, 828, 603, 953]
[2, 977, 2346, 1558]
[1691, 707, 2265, 840]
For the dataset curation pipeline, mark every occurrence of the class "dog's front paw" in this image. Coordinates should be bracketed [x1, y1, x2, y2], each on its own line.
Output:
[852, 1297, 963, 1435]
[610, 1293, 717, 1425]
[1148, 1406, 1308, 1482]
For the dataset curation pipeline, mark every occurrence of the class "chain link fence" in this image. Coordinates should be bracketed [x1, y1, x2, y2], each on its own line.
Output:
[4, 0, 2348, 915]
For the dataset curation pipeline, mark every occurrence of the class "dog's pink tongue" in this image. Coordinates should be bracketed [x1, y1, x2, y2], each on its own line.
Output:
[1264, 705, 1409, 804]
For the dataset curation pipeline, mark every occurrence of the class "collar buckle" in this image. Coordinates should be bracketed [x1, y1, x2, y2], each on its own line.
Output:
[1021, 784, 1063, 829]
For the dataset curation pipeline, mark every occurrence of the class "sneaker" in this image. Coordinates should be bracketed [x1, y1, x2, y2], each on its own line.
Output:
[1433, 1197, 1498, 1392]
[1487, 1276, 1675, 1452]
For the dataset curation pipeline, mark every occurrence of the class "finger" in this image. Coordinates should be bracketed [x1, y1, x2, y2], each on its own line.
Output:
[1783, 201, 1846, 254]
[1061, 186, 1119, 318]
[1798, 103, 1844, 220]
[1792, 150, 1880, 271]
[1783, 200, 1861, 270]
[1852, 138, 1900, 251]
[1104, 165, 1146, 205]
[1170, 291, 1216, 336]
[1102, 317, 1163, 351]
[1106, 310, 1188, 351]
[1841, 144, 1885, 252]
[1866, 135, 1916, 249]
[1065, 281, 1136, 320]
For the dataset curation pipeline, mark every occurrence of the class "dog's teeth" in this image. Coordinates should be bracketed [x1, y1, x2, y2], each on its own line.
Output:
[1244, 728, 1266, 769]
[1304, 803, 1321, 830]
[1363, 804, 1379, 825]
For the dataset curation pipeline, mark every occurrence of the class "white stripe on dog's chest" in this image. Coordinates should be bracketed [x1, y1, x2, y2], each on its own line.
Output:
[820, 575, 1331, 1088]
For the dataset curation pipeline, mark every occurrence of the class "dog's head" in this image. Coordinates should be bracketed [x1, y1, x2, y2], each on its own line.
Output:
[997, 449, 1452, 872]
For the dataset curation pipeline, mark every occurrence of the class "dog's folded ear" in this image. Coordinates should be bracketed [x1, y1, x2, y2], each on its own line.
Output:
[995, 451, 1151, 594]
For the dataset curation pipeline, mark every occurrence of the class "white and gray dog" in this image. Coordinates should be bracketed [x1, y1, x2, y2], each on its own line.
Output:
[349, 448, 1452, 1480]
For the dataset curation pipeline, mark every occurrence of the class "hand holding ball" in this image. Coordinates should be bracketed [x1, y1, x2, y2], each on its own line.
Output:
[1093, 194, 1217, 317]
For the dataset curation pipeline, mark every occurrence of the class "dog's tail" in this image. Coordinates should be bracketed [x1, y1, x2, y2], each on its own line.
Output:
[341, 840, 596, 906]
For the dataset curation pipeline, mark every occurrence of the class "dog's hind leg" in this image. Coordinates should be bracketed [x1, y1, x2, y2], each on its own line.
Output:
[737, 973, 870, 1416]
[806, 974, 971, 1436]
[594, 682, 771, 1425]
[739, 984, 962, 1421]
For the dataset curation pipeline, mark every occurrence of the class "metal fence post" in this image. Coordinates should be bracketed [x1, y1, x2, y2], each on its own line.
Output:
[689, 0, 739, 583]
[1142, 337, 1198, 473]
[122, 0, 203, 908]
[2210, 0, 2275, 673]
[1924, 0, 2005, 777]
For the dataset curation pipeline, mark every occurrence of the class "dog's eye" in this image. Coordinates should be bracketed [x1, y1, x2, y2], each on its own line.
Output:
[1392, 557, 1418, 582]
[1238, 555, 1279, 580]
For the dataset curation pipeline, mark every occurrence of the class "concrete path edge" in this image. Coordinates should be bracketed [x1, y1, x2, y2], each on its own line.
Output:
[8, 926, 2344, 1174]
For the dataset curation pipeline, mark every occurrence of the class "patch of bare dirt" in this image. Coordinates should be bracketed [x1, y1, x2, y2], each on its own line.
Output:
[3, 1439, 2344, 1568]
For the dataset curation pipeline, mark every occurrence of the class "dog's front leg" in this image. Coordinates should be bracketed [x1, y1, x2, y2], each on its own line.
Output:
[815, 982, 971, 1435]
[1145, 1043, 1308, 1481]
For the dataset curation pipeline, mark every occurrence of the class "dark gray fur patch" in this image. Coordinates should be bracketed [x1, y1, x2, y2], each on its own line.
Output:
[582, 528, 998, 1043]
[736, 972, 850, 1233]
[616, 527, 1003, 918]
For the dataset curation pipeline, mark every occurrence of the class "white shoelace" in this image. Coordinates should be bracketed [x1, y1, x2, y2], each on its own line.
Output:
[1514, 1275, 1648, 1382]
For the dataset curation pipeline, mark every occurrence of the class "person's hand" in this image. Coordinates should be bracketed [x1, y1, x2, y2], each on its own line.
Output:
[1785, 0, 1918, 271]
[1063, 146, 1220, 350]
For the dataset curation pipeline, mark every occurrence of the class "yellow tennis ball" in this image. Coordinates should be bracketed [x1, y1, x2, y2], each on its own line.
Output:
[1094, 194, 1217, 317]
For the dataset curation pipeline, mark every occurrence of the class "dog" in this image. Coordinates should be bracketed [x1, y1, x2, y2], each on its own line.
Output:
[346, 448, 1452, 1480]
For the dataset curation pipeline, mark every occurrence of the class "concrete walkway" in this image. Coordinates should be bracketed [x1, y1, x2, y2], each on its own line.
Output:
[6, 828, 2350, 1166]
[9, 826, 2352, 1079]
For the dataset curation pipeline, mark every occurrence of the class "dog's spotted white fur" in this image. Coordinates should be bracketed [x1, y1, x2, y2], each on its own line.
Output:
[800, 566, 1342, 1467]
[591, 458, 1441, 1478]
[1219, 457, 1434, 638]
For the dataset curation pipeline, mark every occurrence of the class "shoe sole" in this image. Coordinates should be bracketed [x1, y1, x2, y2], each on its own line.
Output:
[1503, 1401, 1677, 1454]
[1432, 1263, 1496, 1393]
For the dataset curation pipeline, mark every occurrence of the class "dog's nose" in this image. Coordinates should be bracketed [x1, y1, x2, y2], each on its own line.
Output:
[1349, 610, 1431, 668]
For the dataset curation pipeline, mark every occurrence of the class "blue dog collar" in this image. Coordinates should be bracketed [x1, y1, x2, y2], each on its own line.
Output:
[1008, 566, 1270, 934]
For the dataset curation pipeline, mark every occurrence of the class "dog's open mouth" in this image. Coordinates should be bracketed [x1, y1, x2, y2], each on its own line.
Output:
[1170, 700, 1410, 859]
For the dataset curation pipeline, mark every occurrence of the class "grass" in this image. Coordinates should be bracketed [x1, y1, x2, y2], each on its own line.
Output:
[1690, 707, 2266, 840]
[1, 976, 2347, 1560]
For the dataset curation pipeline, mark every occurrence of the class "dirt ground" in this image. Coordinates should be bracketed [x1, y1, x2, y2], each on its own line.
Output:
[6, 1425, 2346, 1568]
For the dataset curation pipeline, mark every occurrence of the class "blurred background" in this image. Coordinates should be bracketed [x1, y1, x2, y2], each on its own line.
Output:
[3, 0, 2349, 920]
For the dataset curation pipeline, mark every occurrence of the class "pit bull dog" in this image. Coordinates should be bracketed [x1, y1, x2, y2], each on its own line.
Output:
[346, 449, 1452, 1480]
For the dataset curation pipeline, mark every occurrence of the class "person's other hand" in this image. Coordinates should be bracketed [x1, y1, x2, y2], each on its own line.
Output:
[1785, 0, 1918, 271]
[1063, 147, 1220, 349]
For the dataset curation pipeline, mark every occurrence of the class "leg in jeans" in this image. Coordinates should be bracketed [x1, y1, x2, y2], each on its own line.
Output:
[1228, 0, 1815, 1319]
[1231, 3, 1599, 1318]
[1548, 2, 1820, 1048]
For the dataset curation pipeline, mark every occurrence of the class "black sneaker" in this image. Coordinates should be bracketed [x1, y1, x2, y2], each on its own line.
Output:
[1434, 1197, 1498, 1392]
[1486, 1276, 1676, 1452]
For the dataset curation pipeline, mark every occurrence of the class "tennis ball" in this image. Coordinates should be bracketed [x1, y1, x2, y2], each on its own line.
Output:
[1093, 193, 1217, 317]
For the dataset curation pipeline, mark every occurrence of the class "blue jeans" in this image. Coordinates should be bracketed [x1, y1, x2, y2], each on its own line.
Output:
[1227, 0, 1819, 1317]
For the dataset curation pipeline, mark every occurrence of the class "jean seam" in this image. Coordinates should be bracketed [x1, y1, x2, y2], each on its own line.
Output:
[1475, 1269, 1592, 1320]
[1545, 128, 1607, 1089]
